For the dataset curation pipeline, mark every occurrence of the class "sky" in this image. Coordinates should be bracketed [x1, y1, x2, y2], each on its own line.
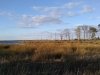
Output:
[0, 0, 100, 40]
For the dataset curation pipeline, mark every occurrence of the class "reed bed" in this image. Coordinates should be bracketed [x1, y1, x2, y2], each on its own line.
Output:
[0, 40, 100, 75]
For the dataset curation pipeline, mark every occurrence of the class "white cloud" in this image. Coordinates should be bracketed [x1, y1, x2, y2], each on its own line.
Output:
[95, 17, 100, 19]
[32, 2, 83, 18]
[19, 15, 62, 27]
[33, 6, 61, 11]
[81, 5, 94, 13]
[19, 15, 34, 28]
[32, 15, 62, 25]
[33, 6, 62, 18]
[66, 11, 78, 17]
[19, 1, 95, 28]
[64, 2, 81, 9]
[49, 9, 62, 18]
[33, 2, 81, 11]
[89, 16, 100, 20]
[0, 11, 13, 17]
[33, 6, 42, 10]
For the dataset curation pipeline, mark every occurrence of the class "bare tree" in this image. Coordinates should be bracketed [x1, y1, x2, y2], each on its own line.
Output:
[63, 29, 70, 40]
[54, 32, 57, 40]
[98, 24, 100, 31]
[75, 26, 81, 40]
[80, 25, 89, 40]
[98, 24, 100, 39]
[89, 26, 98, 40]
[59, 31, 64, 40]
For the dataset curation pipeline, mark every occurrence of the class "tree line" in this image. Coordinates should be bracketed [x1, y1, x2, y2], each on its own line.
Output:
[58, 24, 100, 40]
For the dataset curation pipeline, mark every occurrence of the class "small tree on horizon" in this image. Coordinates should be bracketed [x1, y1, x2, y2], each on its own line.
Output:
[98, 24, 100, 39]
[89, 26, 98, 40]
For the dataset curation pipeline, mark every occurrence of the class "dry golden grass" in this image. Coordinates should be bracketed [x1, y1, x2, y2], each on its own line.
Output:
[0, 40, 100, 61]
[0, 40, 100, 75]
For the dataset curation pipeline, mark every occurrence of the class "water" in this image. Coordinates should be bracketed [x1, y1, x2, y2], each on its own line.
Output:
[0, 40, 22, 44]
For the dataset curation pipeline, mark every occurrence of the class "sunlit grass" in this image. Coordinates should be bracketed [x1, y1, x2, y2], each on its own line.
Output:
[0, 40, 100, 62]
[0, 40, 100, 75]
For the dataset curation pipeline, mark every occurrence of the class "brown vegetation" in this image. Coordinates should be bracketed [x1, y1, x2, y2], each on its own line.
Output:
[0, 40, 100, 62]
[0, 40, 100, 75]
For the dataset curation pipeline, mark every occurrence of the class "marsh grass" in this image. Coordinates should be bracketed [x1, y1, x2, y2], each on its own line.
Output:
[0, 40, 100, 62]
[0, 40, 100, 75]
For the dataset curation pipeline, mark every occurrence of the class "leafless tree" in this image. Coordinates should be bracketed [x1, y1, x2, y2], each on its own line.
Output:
[80, 25, 89, 40]
[75, 26, 81, 40]
[89, 26, 98, 39]
[54, 32, 57, 40]
[63, 29, 70, 40]
[59, 31, 64, 40]
[98, 24, 100, 38]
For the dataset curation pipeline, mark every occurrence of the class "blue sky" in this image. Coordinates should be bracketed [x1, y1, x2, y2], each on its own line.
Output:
[0, 0, 100, 40]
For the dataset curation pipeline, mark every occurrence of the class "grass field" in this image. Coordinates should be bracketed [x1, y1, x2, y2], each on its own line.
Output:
[0, 40, 100, 75]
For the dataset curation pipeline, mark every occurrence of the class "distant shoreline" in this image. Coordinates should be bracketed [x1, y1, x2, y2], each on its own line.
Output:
[0, 40, 21, 44]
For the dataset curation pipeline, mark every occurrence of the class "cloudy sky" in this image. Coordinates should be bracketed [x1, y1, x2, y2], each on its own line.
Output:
[0, 0, 100, 40]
